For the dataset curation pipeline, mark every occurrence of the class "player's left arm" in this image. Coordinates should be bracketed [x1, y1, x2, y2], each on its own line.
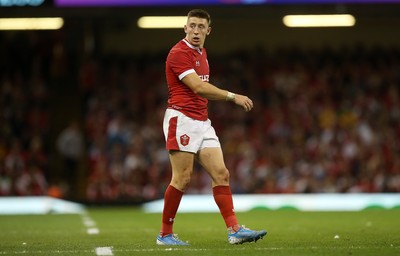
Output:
[182, 72, 253, 112]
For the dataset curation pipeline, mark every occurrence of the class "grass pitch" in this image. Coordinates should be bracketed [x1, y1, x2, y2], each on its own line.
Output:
[0, 207, 399, 255]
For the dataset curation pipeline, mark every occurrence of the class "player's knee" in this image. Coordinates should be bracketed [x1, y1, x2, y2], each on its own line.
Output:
[172, 170, 192, 191]
[181, 174, 192, 189]
[214, 168, 229, 184]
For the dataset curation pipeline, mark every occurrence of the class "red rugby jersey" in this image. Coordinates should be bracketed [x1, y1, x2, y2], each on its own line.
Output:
[166, 39, 209, 121]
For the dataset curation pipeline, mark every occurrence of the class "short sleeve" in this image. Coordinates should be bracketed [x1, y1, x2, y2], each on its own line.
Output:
[168, 49, 196, 80]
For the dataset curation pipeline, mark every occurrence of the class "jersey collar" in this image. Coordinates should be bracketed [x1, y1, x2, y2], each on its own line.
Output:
[182, 39, 202, 54]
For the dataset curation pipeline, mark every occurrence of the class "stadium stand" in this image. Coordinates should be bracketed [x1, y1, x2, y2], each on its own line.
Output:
[81, 46, 400, 202]
[1, 31, 399, 203]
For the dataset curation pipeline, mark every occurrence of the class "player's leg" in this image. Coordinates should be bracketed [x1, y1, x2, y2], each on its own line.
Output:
[197, 147, 239, 228]
[158, 108, 198, 245]
[157, 150, 194, 246]
[169, 150, 195, 191]
[197, 147, 267, 244]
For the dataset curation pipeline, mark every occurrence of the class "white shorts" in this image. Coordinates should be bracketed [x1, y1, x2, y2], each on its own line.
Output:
[163, 108, 221, 153]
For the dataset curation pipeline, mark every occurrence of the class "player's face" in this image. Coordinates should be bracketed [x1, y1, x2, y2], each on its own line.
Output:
[184, 17, 211, 48]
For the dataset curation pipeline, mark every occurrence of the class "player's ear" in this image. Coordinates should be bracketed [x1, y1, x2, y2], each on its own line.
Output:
[184, 24, 188, 33]
[207, 27, 211, 35]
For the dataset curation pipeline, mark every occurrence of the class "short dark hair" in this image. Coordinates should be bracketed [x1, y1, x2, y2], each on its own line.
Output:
[187, 9, 211, 26]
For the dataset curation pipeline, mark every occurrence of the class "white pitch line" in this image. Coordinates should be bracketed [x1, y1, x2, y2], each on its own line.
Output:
[95, 247, 113, 256]
[81, 214, 99, 235]
[87, 228, 99, 235]
[84, 219, 96, 227]
[81, 214, 114, 256]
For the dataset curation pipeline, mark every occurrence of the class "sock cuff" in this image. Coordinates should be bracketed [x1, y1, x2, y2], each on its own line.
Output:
[212, 185, 232, 195]
[167, 185, 184, 196]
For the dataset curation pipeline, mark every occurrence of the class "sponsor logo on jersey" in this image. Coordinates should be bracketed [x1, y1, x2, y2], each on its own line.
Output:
[198, 74, 209, 82]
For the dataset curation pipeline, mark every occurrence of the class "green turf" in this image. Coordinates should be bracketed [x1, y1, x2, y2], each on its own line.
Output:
[0, 208, 399, 255]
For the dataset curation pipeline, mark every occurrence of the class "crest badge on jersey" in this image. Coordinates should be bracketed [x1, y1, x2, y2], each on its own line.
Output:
[180, 134, 190, 146]
[195, 60, 200, 66]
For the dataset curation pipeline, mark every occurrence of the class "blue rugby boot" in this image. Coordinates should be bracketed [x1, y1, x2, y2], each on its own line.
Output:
[156, 234, 189, 246]
[228, 225, 267, 245]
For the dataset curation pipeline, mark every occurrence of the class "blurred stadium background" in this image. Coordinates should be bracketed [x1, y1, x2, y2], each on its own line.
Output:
[0, 0, 399, 206]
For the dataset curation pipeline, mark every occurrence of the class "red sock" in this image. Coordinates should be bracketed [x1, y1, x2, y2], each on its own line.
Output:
[160, 185, 184, 237]
[213, 185, 239, 229]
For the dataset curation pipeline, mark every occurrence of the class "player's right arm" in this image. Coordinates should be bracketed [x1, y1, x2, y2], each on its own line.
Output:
[182, 73, 253, 112]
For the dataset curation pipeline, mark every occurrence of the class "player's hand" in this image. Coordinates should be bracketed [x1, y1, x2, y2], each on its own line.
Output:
[234, 94, 253, 112]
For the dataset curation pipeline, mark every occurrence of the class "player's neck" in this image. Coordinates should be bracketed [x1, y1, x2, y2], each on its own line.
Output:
[183, 38, 203, 50]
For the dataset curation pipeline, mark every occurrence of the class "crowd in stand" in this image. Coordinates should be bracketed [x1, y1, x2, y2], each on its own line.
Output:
[1, 30, 400, 202]
[0, 32, 51, 196]
[82, 46, 400, 201]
